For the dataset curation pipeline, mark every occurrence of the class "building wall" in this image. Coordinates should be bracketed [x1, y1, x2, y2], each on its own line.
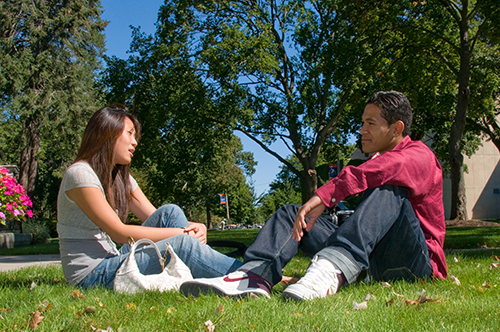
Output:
[444, 139, 500, 220]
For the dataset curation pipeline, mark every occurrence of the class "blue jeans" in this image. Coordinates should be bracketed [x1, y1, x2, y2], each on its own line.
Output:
[78, 204, 242, 289]
[241, 185, 433, 286]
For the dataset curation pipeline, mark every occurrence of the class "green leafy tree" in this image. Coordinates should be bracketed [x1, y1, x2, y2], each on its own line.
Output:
[344, 0, 500, 220]
[396, 0, 500, 220]
[101, 35, 257, 229]
[154, 0, 392, 202]
[0, 0, 107, 208]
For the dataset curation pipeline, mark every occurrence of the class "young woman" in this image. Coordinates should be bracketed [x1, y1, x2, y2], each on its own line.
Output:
[57, 104, 242, 288]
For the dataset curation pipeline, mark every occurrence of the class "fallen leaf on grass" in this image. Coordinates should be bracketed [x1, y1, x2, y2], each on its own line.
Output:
[469, 284, 485, 293]
[83, 306, 96, 315]
[166, 307, 177, 314]
[293, 312, 302, 317]
[450, 275, 461, 286]
[72, 289, 86, 300]
[381, 282, 391, 288]
[215, 304, 224, 315]
[385, 299, 394, 306]
[454, 257, 460, 263]
[75, 306, 95, 317]
[392, 291, 405, 298]
[205, 320, 215, 332]
[40, 303, 53, 313]
[126, 303, 136, 310]
[281, 275, 299, 285]
[353, 300, 368, 310]
[29, 281, 37, 291]
[490, 263, 500, 270]
[25, 311, 44, 330]
[91, 325, 114, 332]
[482, 281, 491, 288]
[405, 294, 441, 306]
[353, 293, 372, 310]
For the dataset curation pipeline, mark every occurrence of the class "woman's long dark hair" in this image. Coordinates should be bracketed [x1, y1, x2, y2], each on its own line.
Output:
[74, 104, 141, 222]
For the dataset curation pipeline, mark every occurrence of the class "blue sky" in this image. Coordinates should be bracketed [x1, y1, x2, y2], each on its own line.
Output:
[100, 0, 290, 196]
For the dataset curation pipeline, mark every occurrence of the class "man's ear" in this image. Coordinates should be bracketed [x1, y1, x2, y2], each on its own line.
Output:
[393, 120, 405, 137]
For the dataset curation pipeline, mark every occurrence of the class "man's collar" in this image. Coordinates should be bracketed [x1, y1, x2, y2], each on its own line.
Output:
[369, 136, 411, 160]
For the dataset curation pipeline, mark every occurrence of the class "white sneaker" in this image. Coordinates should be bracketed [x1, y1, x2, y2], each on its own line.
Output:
[180, 270, 272, 299]
[282, 256, 342, 301]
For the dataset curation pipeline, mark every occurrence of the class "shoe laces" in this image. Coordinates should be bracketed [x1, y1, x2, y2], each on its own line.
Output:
[297, 259, 340, 294]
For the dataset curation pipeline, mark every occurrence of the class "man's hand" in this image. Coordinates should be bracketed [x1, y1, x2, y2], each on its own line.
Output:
[293, 194, 326, 242]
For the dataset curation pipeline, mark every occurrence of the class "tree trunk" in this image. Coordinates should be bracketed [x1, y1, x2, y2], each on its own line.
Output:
[448, 10, 471, 220]
[205, 204, 212, 230]
[18, 117, 40, 199]
[299, 155, 319, 203]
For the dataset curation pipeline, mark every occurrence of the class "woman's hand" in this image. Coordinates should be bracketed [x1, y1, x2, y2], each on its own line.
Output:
[184, 222, 207, 244]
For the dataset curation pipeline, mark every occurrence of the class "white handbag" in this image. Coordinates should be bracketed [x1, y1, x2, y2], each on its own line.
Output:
[114, 238, 193, 294]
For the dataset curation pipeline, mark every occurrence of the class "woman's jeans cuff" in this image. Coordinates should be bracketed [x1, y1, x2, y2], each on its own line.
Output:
[238, 260, 276, 285]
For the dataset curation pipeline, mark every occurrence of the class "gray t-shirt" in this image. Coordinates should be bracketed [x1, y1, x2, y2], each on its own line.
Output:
[57, 161, 137, 285]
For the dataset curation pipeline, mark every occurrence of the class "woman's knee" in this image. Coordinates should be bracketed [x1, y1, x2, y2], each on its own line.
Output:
[156, 203, 183, 215]
[167, 234, 200, 251]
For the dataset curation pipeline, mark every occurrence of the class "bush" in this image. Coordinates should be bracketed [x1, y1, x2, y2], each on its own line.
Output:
[22, 219, 51, 244]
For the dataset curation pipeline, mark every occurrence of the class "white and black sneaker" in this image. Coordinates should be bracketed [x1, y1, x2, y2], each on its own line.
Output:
[180, 270, 272, 299]
[282, 256, 342, 301]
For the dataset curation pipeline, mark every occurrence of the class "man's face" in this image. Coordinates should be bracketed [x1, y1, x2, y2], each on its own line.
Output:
[360, 104, 401, 154]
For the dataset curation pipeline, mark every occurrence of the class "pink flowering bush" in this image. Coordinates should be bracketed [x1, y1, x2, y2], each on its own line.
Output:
[0, 166, 33, 225]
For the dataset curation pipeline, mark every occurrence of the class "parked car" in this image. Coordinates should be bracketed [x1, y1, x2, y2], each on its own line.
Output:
[322, 200, 355, 226]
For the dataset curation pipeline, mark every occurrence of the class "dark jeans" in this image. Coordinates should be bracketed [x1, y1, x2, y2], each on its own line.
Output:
[241, 185, 433, 286]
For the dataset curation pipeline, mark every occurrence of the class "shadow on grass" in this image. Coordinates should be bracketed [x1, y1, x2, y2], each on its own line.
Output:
[444, 226, 500, 251]
[445, 247, 500, 258]
[0, 265, 65, 289]
[0, 238, 60, 256]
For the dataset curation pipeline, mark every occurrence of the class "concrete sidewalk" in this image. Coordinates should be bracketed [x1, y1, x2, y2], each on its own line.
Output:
[0, 254, 61, 272]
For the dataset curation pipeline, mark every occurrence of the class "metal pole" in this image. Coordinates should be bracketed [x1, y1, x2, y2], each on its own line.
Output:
[225, 191, 230, 226]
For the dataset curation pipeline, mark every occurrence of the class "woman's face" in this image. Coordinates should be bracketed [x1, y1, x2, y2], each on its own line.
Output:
[113, 117, 137, 165]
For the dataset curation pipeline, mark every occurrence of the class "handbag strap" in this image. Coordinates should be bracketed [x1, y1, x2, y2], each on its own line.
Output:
[129, 238, 167, 271]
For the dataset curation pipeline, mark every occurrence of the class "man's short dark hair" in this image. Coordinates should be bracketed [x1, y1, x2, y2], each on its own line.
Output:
[367, 91, 413, 137]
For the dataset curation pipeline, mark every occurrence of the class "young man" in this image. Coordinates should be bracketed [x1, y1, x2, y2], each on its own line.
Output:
[180, 91, 447, 301]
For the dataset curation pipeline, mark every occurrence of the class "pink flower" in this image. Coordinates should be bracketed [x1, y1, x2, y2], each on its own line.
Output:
[14, 184, 24, 194]
[1, 169, 33, 220]
[20, 194, 33, 207]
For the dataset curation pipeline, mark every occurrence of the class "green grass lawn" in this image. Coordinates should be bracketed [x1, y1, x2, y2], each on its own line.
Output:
[1, 227, 500, 331]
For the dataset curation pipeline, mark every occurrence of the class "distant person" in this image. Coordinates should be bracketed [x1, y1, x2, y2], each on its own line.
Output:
[221, 219, 226, 231]
[57, 104, 242, 288]
[180, 91, 447, 300]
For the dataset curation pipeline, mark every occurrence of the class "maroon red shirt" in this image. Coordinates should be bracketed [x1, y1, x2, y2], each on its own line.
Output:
[316, 136, 447, 279]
